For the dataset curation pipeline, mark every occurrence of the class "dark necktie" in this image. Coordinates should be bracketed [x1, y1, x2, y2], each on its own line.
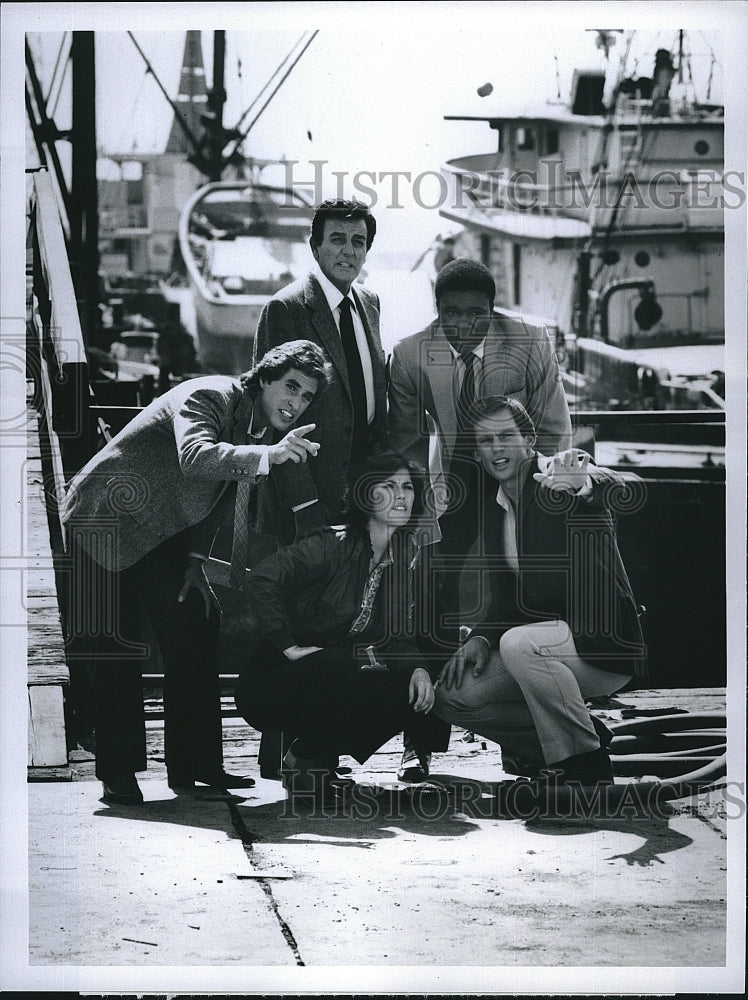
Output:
[338, 296, 368, 461]
[229, 427, 264, 588]
[455, 350, 478, 451]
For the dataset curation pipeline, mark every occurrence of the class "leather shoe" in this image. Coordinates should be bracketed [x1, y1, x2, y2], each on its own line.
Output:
[397, 747, 431, 782]
[545, 746, 614, 786]
[168, 769, 256, 790]
[500, 750, 542, 778]
[195, 769, 256, 789]
[281, 748, 354, 800]
[101, 775, 143, 806]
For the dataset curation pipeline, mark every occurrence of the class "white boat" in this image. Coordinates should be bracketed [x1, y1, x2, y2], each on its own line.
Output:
[178, 171, 315, 375]
[431, 30, 725, 412]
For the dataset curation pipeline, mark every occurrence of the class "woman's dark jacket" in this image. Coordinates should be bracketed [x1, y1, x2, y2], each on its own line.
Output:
[244, 524, 438, 679]
[471, 456, 647, 678]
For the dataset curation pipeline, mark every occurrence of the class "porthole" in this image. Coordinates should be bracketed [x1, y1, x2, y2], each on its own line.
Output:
[695, 140, 710, 155]
[634, 251, 651, 267]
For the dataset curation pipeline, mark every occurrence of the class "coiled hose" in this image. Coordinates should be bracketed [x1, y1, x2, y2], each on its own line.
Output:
[608, 711, 727, 800]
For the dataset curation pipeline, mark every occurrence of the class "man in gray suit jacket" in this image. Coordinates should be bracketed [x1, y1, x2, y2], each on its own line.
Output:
[388, 258, 572, 781]
[60, 340, 330, 805]
[253, 198, 389, 545]
[389, 258, 572, 489]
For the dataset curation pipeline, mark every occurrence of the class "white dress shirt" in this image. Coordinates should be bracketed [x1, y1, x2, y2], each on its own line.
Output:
[493, 454, 593, 575]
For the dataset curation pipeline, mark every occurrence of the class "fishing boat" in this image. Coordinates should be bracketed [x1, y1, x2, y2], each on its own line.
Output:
[178, 166, 314, 374]
[431, 30, 725, 415]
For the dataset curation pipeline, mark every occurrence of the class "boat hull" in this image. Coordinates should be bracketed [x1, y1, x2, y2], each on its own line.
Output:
[178, 177, 314, 376]
[193, 294, 264, 375]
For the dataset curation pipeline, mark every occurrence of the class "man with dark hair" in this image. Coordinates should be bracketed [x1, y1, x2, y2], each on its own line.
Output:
[434, 396, 646, 790]
[253, 198, 389, 545]
[388, 256, 572, 780]
[60, 340, 330, 805]
[389, 256, 571, 477]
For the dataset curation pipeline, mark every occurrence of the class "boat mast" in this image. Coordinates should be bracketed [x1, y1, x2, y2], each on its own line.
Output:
[203, 31, 228, 181]
[70, 32, 100, 344]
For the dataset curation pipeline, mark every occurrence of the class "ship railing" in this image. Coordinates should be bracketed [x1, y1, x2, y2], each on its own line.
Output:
[572, 408, 725, 430]
[441, 156, 724, 231]
[569, 408, 725, 477]
[26, 170, 155, 777]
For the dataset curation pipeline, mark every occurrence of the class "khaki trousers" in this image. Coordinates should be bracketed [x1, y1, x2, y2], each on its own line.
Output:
[434, 620, 630, 765]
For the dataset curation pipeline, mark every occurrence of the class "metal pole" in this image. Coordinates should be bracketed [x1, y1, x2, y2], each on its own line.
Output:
[71, 31, 100, 344]
[208, 31, 227, 181]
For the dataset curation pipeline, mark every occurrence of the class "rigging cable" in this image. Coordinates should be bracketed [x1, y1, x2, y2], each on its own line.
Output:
[698, 32, 720, 103]
[232, 31, 313, 135]
[45, 32, 71, 118]
[127, 31, 203, 156]
[114, 41, 157, 155]
[224, 30, 319, 163]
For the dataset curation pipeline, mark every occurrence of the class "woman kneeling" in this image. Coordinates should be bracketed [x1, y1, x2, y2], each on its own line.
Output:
[235, 452, 444, 800]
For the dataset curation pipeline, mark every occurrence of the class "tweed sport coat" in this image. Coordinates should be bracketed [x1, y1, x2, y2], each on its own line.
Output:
[388, 309, 572, 480]
[59, 376, 266, 572]
[253, 273, 389, 538]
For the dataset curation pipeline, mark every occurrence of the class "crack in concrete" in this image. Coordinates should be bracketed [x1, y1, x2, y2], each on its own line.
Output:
[225, 797, 305, 966]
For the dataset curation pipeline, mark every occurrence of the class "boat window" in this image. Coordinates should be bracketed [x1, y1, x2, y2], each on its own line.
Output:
[544, 128, 559, 155]
[126, 179, 143, 206]
[694, 140, 710, 156]
[517, 127, 535, 151]
[635, 251, 651, 267]
[120, 160, 143, 181]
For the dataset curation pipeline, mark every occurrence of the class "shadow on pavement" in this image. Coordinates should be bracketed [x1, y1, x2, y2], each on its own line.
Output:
[92, 773, 697, 866]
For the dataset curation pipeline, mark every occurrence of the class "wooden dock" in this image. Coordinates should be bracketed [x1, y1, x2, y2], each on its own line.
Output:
[58, 685, 727, 788]
[26, 391, 70, 777]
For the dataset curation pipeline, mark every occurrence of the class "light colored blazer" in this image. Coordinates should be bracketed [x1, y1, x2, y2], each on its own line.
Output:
[254, 273, 389, 532]
[59, 377, 265, 571]
[388, 310, 572, 478]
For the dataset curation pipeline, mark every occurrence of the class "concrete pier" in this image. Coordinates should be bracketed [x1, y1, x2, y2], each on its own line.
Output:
[9, 688, 743, 993]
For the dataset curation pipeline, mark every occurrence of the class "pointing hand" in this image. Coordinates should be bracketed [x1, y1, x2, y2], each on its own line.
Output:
[269, 423, 320, 465]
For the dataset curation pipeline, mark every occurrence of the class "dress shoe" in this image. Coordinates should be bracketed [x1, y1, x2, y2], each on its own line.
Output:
[195, 769, 256, 789]
[281, 747, 354, 800]
[495, 750, 614, 818]
[501, 719, 613, 778]
[397, 746, 431, 782]
[500, 750, 542, 778]
[544, 746, 615, 786]
[100, 775, 144, 806]
[168, 769, 256, 791]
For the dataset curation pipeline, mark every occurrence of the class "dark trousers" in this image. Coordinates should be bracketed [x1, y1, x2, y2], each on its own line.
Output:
[435, 455, 502, 632]
[235, 642, 445, 765]
[66, 536, 223, 781]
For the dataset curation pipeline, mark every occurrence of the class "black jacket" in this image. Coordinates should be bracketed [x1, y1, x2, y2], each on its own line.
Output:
[245, 524, 437, 679]
[471, 456, 647, 678]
